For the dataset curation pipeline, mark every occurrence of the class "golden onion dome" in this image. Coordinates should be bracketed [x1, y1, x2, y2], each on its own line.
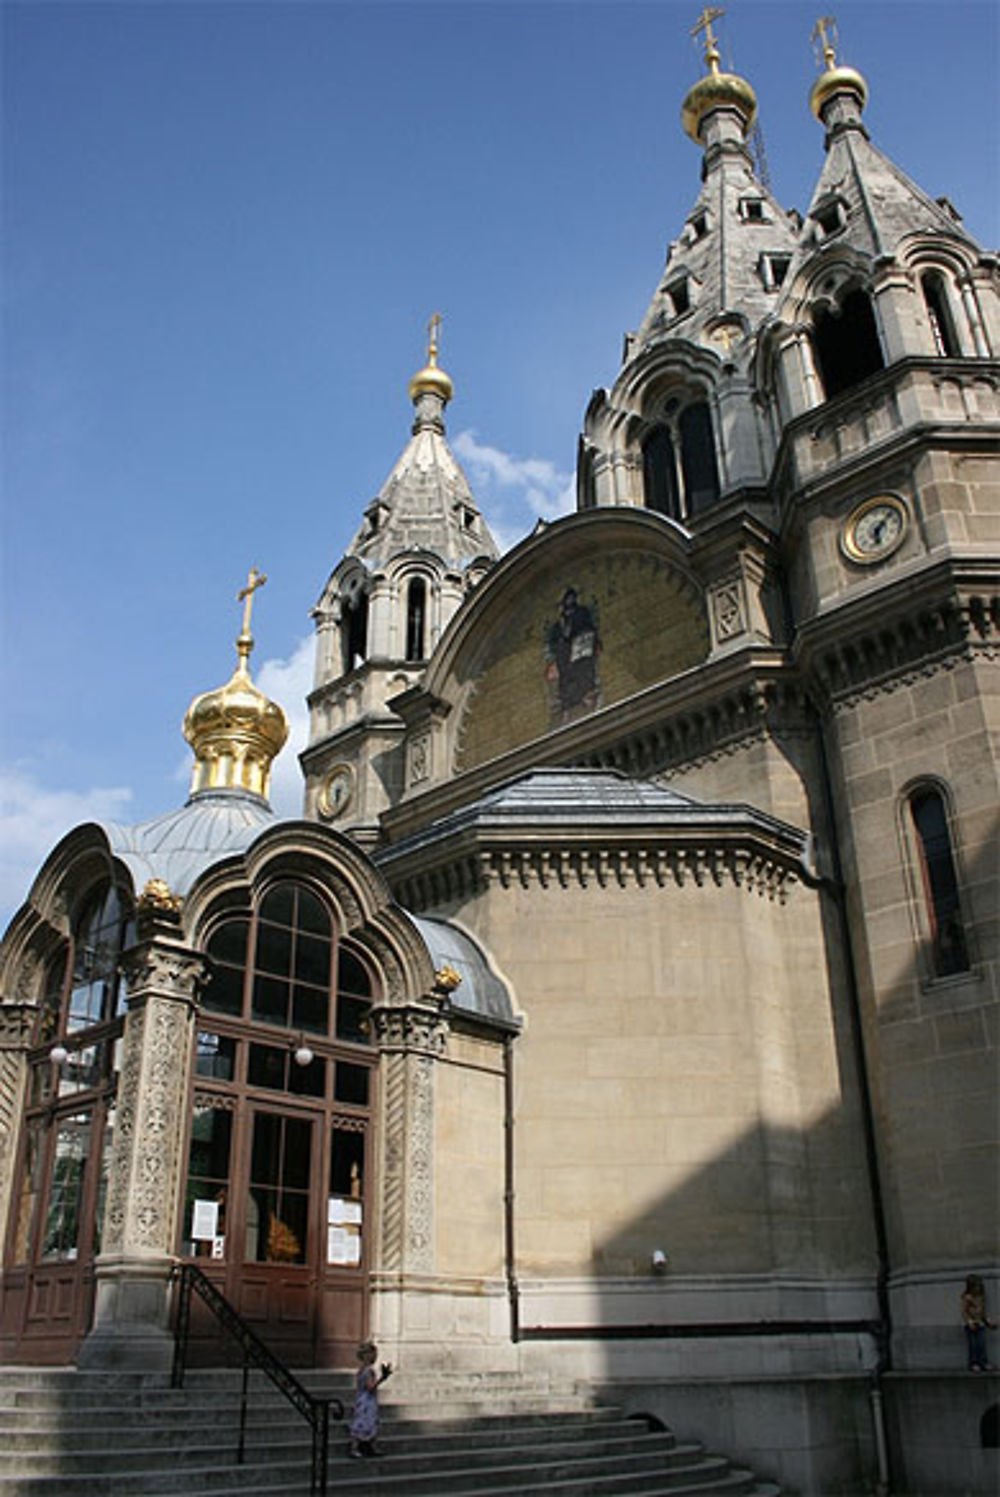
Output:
[408, 311, 454, 404]
[809, 19, 867, 121]
[809, 63, 868, 121]
[682, 68, 757, 143]
[183, 568, 289, 802]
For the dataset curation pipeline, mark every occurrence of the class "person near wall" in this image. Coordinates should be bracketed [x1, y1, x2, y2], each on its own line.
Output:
[961, 1274, 996, 1371]
[348, 1341, 393, 1457]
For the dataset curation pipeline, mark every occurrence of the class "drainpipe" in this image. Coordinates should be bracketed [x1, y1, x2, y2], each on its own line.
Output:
[503, 1033, 520, 1343]
[806, 697, 893, 1495]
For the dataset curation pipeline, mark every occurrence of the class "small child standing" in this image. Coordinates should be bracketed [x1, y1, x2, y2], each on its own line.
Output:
[348, 1340, 393, 1458]
[961, 1274, 996, 1372]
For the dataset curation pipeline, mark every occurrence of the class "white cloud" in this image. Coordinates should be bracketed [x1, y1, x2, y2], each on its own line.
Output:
[0, 770, 134, 930]
[257, 635, 315, 819]
[453, 429, 575, 550]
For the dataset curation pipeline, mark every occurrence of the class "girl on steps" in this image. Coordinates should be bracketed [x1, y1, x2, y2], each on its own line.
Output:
[348, 1341, 393, 1458]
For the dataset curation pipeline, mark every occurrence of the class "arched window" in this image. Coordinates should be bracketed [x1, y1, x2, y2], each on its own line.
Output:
[405, 577, 427, 662]
[908, 786, 970, 978]
[342, 591, 368, 672]
[921, 271, 961, 357]
[679, 402, 721, 514]
[643, 399, 721, 520]
[813, 287, 885, 399]
[642, 426, 680, 519]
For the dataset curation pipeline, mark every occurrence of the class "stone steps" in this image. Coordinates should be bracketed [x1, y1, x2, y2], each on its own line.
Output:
[0, 1369, 781, 1497]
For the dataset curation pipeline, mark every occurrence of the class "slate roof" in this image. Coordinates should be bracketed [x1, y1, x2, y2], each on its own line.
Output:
[103, 789, 276, 898]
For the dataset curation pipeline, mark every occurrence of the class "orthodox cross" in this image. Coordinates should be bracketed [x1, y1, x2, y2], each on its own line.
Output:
[427, 311, 443, 365]
[237, 566, 268, 652]
[812, 16, 839, 71]
[691, 6, 724, 71]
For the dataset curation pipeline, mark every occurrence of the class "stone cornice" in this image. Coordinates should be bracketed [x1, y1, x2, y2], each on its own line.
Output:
[792, 556, 1000, 704]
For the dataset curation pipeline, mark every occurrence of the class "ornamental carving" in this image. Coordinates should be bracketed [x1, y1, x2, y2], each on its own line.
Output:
[712, 581, 746, 642]
[372, 1004, 448, 1056]
[121, 942, 207, 1004]
[409, 734, 430, 786]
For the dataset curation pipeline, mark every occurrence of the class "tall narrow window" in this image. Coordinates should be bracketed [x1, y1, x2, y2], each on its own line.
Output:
[679, 402, 721, 514]
[642, 426, 681, 520]
[922, 272, 961, 357]
[813, 288, 884, 400]
[406, 577, 427, 662]
[342, 592, 368, 672]
[909, 786, 970, 978]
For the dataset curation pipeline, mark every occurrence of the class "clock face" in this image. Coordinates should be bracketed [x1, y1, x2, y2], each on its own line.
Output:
[318, 765, 353, 820]
[841, 495, 908, 564]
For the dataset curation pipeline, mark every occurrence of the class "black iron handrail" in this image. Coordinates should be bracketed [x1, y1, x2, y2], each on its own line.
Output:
[171, 1261, 343, 1497]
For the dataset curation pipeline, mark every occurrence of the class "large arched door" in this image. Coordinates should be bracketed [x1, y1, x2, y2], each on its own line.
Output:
[179, 881, 376, 1367]
[1, 883, 130, 1364]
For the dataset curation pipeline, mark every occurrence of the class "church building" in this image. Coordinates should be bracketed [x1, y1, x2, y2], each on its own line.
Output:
[1, 16, 997, 1494]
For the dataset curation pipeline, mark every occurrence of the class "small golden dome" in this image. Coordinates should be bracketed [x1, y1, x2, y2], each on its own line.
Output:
[408, 311, 454, 404]
[809, 64, 868, 121]
[183, 568, 290, 801]
[408, 361, 454, 403]
[682, 68, 757, 143]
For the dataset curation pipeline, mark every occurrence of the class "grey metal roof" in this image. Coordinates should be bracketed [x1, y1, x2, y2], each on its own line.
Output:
[104, 789, 276, 898]
[409, 915, 517, 1029]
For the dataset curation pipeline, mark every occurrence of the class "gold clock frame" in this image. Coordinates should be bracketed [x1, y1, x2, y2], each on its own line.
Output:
[840, 493, 909, 565]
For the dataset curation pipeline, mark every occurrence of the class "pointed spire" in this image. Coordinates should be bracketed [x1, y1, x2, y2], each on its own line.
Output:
[183, 567, 289, 802]
[408, 311, 455, 431]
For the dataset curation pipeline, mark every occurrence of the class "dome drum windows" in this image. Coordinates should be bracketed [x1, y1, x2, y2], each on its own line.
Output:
[641, 397, 721, 522]
[812, 286, 885, 400]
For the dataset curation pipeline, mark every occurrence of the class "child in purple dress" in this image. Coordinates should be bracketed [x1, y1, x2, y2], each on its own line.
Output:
[348, 1341, 393, 1458]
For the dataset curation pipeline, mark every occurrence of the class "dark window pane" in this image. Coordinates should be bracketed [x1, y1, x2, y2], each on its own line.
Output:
[296, 889, 329, 936]
[268, 1191, 308, 1263]
[291, 983, 328, 1035]
[290, 1055, 325, 1098]
[283, 1117, 312, 1190]
[251, 975, 289, 1027]
[41, 1113, 91, 1261]
[195, 1032, 237, 1082]
[188, 1105, 233, 1184]
[251, 1113, 283, 1187]
[261, 886, 294, 927]
[208, 919, 249, 968]
[330, 1127, 365, 1199]
[202, 964, 244, 1017]
[911, 790, 970, 977]
[643, 426, 680, 520]
[257, 922, 293, 977]
[337, 950, 371, 997]
[679, 402, 721, 514]
[295, 933, 331, 988]
[248, 1043, 288, 1092]
[336, 995, 372, 1045]
[335, 1062, 370, 1106]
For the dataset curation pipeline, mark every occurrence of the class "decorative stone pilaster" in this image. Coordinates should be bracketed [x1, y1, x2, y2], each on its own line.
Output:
[371, 1002, 448, 1276]
[0, 998, 40, 1254]
[78, 904, 206, 1370]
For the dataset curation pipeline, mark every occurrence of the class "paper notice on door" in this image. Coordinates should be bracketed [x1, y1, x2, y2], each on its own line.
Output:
[328, 1197, 363, 1226]
[327, 1226, 362, 1266]
[192, 1199, 219, 1242]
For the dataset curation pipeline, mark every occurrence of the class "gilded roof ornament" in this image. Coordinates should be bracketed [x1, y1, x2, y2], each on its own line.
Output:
[182, 566, 289, 802]
[809, 15, 868, 120]
[681, 5, 757, 144]
[408, 311, 455, 404]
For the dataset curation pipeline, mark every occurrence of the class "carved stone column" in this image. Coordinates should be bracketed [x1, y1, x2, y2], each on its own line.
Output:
[78, 904, 206, 1370]
[0, 995, 40, 1252]
[372, 1002, 448, 1278]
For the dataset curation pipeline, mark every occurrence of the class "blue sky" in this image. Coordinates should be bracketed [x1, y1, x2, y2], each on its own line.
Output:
[2, 0, 998, 928]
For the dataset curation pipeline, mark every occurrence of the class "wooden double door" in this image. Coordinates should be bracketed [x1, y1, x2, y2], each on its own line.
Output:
[183, 1077, 371, 1368]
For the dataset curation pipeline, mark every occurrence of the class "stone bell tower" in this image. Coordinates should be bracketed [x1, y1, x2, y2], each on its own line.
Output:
[302, 320, 500, 846]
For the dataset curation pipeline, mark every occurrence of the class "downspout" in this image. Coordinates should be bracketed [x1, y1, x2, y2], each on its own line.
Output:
[504, 1032, 520, 1342]
[806, 696, 893, 1495]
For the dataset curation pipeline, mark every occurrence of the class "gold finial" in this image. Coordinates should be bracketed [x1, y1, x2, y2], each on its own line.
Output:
[812, 16, 838, 72]
[692, 6, 725, 75]
[409, 312, 454, 404]
[236, 566, 267, 664]
[808, 14, 868, 121]
[427, 312, 443, 366]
